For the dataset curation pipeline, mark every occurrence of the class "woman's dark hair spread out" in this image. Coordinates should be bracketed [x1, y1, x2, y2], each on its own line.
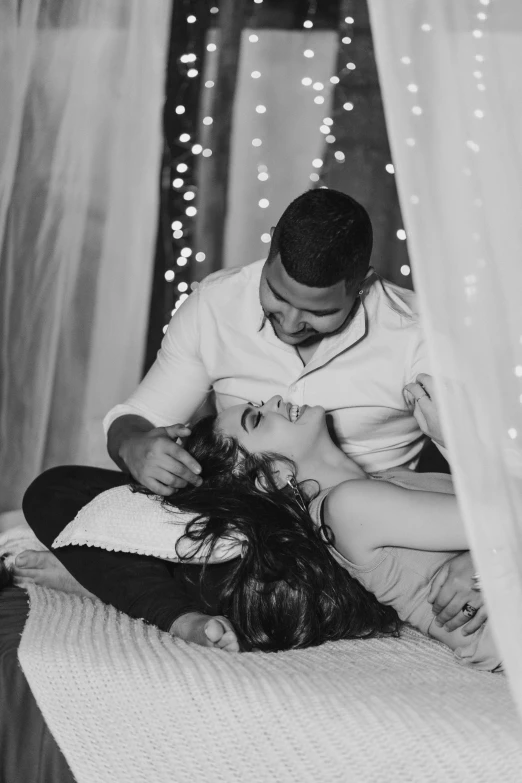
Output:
[132, 416, 400, 652]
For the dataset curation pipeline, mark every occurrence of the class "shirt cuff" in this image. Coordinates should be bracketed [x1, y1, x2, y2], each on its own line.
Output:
[102, 404, 173, 438]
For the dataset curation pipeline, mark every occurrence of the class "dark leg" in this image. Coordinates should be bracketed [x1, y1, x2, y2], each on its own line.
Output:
[22, 466, 236, 632]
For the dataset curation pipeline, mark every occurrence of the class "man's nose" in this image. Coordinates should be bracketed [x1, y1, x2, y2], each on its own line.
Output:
[281, 308, 303, 333]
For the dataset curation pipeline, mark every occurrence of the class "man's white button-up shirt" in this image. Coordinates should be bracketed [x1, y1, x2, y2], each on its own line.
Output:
[104, 260, 430, 473]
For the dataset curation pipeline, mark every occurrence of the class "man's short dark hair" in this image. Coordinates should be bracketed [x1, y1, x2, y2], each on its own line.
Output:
[267, 188, 373, 289]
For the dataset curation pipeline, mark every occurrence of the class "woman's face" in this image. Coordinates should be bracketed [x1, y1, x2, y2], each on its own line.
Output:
[217, 396, 327, 463]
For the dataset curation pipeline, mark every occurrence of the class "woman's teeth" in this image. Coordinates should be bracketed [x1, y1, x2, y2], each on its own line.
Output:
[289, 405, 301, 423]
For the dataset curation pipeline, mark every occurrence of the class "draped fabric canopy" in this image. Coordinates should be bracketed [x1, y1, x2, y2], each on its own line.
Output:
[2, 0, 522, 725]
[0, 0, 171, 512]
[368, 0, 522, 712]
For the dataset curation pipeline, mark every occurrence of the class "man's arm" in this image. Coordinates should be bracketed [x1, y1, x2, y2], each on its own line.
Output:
[104, 292, 212, 493]
[103, 289, 212, 445]
[107, 414, 154, 473]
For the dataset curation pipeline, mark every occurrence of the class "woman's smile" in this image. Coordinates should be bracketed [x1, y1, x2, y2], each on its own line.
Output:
[289, 404, 308, 423]
[217, 396, 326, 463]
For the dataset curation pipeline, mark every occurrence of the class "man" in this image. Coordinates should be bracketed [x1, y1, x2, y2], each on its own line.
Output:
[19, 189, 484, 645]
[106, 188, 425, 489]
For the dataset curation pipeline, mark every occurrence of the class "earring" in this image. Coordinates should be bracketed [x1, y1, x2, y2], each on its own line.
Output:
[286, 476, 308, 514]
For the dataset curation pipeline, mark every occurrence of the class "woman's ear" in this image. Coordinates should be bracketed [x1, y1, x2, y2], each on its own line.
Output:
[254, 459, 292, 493]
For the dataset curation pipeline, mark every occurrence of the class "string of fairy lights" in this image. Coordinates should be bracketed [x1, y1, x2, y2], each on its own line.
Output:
[163, 0, 412, 333]
[162, 5, 219, 331]
[233, 0, 410, 271]
[296, 3, 410, 276]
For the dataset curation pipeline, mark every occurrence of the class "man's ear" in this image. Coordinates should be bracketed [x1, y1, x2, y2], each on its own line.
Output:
[270, 226, 275, 238]
[254, 459, 292, 493]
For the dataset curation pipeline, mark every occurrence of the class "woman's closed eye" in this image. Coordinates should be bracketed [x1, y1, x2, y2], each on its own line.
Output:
[240, 406, 263, 433]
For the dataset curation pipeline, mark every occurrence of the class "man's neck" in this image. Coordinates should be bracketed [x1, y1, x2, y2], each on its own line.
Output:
[296, 342, 320, 365]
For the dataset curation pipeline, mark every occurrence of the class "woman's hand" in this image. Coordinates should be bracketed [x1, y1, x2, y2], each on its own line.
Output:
[170, 612, 240, 652]
[403, 373, 445, 447]
[428, 552, 486, 635]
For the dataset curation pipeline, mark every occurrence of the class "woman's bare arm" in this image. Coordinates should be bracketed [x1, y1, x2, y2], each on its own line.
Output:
[324, 479, 468, 564]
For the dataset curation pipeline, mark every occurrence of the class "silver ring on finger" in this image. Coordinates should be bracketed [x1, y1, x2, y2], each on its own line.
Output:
[461, 603, 478, 619]
[418, 382, 431, 400]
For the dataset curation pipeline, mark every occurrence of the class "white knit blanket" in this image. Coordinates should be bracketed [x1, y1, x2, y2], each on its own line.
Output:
[19, 586, 522, 783]
[53, 484, 243, 562]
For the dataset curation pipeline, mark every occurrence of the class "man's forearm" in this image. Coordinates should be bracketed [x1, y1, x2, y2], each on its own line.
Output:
[107, 414, 155, 472]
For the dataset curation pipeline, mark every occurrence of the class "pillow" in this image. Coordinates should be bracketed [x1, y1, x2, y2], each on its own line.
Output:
[53, 485, 244, 563]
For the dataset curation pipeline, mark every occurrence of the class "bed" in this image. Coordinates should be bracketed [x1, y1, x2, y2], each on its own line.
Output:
[2, 578, 522, 783]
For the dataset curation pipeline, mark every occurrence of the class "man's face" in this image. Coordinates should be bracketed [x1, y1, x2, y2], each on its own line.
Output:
[259, 255, 358, 346]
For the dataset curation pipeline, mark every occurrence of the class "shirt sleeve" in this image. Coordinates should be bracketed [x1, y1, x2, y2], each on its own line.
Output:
[405, 321, 432, 386]
[103, 289, 212, 436]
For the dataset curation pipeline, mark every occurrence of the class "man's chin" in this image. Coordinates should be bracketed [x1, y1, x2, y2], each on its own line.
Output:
[274, 326, 319, 346]
[278, 333, 306, 345]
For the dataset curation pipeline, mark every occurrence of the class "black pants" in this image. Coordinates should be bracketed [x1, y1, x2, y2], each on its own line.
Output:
[22, 466, 236, 632]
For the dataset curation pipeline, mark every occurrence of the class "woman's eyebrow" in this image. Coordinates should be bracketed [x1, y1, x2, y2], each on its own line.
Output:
[240, 406, 253, 433]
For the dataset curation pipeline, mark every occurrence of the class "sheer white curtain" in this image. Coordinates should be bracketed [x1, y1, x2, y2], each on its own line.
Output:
[0, 0, 171, 513]
[198, 29, 338, 269]
[368, 0, 522, 709]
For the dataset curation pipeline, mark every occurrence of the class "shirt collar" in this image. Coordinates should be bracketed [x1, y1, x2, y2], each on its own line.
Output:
[301, 298, 368, 376]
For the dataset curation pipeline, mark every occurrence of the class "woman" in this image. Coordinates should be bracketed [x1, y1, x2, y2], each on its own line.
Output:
[133, 393, 497, 670]
[19, 392, 498, 668]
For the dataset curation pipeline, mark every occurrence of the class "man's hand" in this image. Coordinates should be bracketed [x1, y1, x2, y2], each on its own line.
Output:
[428, 552, 486, 635]
[403, 373, 445, 447]
[119, 424, 202, 496]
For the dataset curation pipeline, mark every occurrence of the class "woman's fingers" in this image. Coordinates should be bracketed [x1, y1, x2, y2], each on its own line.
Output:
[404, 379, 445, 446]
[434, 594, 469, 628]
[460, 606, 488, 636]
[204, 616, 240, 652]
[427, 562, 449, 604]
[403, 382, 425, 405]
[416, 373, 436, 400]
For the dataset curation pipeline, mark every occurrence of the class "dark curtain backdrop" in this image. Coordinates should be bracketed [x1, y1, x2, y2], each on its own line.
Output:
[144, 0, 410, 373]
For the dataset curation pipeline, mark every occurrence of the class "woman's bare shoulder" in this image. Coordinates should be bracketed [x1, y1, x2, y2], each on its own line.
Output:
[325, 479, 374, 518]
[323, 479, 378, 562]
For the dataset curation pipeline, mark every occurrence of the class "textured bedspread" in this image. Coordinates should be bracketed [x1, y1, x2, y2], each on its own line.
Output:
[18, 584, 522, 783]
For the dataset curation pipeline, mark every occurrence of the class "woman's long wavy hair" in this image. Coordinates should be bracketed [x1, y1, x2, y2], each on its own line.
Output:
[132, 416, 401, 651]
